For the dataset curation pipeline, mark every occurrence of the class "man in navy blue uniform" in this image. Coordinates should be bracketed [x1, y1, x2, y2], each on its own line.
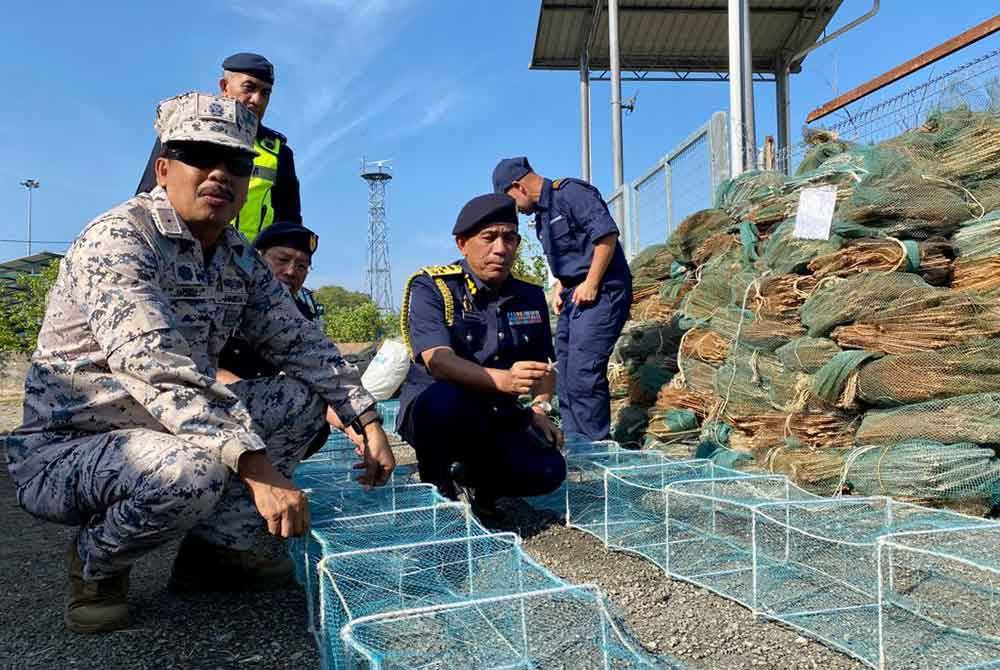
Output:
[493, 157, 632, 442]
[397, 193, 566, 509]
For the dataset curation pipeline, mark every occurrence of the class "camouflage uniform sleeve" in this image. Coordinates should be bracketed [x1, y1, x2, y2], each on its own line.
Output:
[240, 258, 376, 425]
[67, 215, 266, 472]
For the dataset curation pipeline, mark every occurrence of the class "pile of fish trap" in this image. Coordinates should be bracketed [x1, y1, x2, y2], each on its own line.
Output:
[614, 108, 1000, 514]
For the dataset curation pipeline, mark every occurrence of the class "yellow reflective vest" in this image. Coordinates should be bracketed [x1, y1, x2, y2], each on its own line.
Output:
[234, 134, 281, 243]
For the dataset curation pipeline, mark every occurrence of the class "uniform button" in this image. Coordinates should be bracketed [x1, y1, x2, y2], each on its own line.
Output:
[498, 332, 505, 340]
[466, 334, 473, 341]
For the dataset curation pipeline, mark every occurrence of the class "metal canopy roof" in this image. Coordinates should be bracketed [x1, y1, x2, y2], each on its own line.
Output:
[531, 0, 845, 75]
[0, 252, 62, 286]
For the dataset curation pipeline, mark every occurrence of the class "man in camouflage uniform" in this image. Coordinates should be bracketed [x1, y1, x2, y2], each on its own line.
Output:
[5, 91, 394, 634]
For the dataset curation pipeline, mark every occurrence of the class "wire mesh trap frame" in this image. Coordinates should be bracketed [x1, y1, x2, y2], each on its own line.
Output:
[751, 496, 1000, 667]
[316, 532, 568, 670]
[339, 584, 684, 670]
[656, 476, 820, 606]
[876, 525, 1000, 670]
[594, 461, 748, 568]
[294, 455, 420, 488]
[523, 441, 625, 518]
[565, 450, 669, 541]
[298, 501, 489, 635]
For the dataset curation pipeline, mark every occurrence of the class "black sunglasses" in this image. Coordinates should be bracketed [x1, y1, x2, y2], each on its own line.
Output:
[163, 143, 255, 178]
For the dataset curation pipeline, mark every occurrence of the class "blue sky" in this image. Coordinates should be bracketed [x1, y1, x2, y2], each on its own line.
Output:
[1, 1, 998, 304]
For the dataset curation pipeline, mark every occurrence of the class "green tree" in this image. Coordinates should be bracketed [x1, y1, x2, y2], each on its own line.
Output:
[312, 284, 371, 313]
[512, 234, 549, 287]
[0, 261, 60, 353]
[323, 300, 400, 342]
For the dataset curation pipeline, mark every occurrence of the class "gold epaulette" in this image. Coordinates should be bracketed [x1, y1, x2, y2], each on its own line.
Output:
[399, 265, 463, 359]
[422, 264, 463, 277]
[552, 178, 568, 190]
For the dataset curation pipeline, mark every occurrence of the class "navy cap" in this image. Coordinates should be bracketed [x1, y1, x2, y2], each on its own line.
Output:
[254, 222, 318, 256]
[453, 194, 518, 236]
[492, 157, 533, 194]
[222, 52, 275, 84]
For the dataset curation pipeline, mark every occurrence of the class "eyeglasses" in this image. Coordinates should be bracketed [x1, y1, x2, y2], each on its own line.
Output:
[163, 143, 255, 178]
[265, 252, 310, 274]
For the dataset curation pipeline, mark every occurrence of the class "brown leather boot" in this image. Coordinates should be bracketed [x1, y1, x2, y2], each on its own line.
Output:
[168, 535, 294, 593]
[65, 536, 130, 634]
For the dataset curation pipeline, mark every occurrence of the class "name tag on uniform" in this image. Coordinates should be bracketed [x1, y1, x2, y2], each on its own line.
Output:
[508, 310, 543, 326]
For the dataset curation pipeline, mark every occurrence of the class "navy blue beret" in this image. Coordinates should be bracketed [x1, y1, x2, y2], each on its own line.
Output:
[254, 221, 318, 256]
[222, 52, 274, 84]
[453, 194, 518, 236]
[492, 156, 533, 194]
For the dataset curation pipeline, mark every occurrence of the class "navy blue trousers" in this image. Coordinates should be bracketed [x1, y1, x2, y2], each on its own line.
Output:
[401, 382, 566, 500]
[555, 281, 631, 441]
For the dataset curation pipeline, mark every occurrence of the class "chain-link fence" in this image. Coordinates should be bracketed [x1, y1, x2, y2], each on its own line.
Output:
[780, 46, 1000, 172]
[620, 112, 730, 259]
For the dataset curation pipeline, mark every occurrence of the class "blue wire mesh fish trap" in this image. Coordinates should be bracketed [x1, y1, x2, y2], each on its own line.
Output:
[523, 440, 624, 517]
[316, 532, 567, 669]
[573, 458, 745, 549]
[661, 475, 818, 605]
[876, 525, 1000, 670]
[565, 450, 668, 540]
[751, 496, 999, 666]
[299, 501, 488, 636]
[339, 584, 683, 669]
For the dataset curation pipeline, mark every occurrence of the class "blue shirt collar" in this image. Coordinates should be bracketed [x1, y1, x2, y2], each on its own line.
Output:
[537, 178, 554, 212]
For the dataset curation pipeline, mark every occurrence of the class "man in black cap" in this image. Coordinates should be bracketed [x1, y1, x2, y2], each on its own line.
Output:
[137, 52, 301, 243]
[397, 193, 567, 512]
[218, 221, 323, 383]
[492, 157, 632, 444]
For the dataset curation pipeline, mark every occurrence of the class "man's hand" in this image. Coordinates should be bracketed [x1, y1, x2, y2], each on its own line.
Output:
[327, 406, 366, 455]
[355, 422, 396, 487]
[237, 451, 310, 538]
[502, 361, 551, 396]
[549, 281, 564, 315]
[216, 368, 242, 385]
[530, 408, 564, 450]
[571, 279, 599, 307]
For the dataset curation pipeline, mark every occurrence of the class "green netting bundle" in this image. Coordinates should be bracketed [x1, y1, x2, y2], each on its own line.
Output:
[714, 170, 786, 222]
[613, 318, 685, 368]
[856, 392, 1000, 446]
[855, 338, 1000, 406]
[775, 337, 843, 373]
[759, 220, 844, 275]
[679, 247, 748, 322]
[765, 441, 1000, 505]
[799, 272, 937, 337]
[705, 306, 804, 352]
[795, 140, 855, 176]
[663, 209, 733, 264]
[611, 404, 651, 448]
[658, 276, 690, 303]
[713, 349, 796, 414]
[629, 244, 676, 291]
[952, 209, 1000, 259]
[636, 354, 677, 399]
[887, 108, 1000, 185]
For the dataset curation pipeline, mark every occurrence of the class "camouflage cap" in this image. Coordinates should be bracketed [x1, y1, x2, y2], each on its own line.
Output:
[154, 91, 258, 155]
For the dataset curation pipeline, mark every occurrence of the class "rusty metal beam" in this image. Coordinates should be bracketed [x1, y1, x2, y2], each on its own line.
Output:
[807, 14, 1000, 123]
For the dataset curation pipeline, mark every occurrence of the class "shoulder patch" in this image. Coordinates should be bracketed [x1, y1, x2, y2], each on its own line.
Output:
[551, 178, 567, 190]
[421, 264, 463, 277]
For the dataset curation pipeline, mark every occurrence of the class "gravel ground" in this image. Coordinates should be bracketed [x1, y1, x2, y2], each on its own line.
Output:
[1, 398, 861, 669]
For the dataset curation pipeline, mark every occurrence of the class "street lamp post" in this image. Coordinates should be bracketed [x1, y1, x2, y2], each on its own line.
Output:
[19, 179, 40, 256]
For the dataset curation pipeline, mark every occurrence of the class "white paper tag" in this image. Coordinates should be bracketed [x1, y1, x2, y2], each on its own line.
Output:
[793, 185, 838, 240]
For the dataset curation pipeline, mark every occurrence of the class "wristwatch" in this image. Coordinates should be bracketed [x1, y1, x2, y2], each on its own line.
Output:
[530, 399, 553, 414]
[350, 408, 383, 433]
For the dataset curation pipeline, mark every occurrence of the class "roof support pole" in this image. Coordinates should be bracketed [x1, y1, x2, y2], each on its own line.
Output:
[580, 48, 592, 182]
[608, 0, 625, 220]
[728, 0, 756, 175]
[775, 61, 791, 174]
